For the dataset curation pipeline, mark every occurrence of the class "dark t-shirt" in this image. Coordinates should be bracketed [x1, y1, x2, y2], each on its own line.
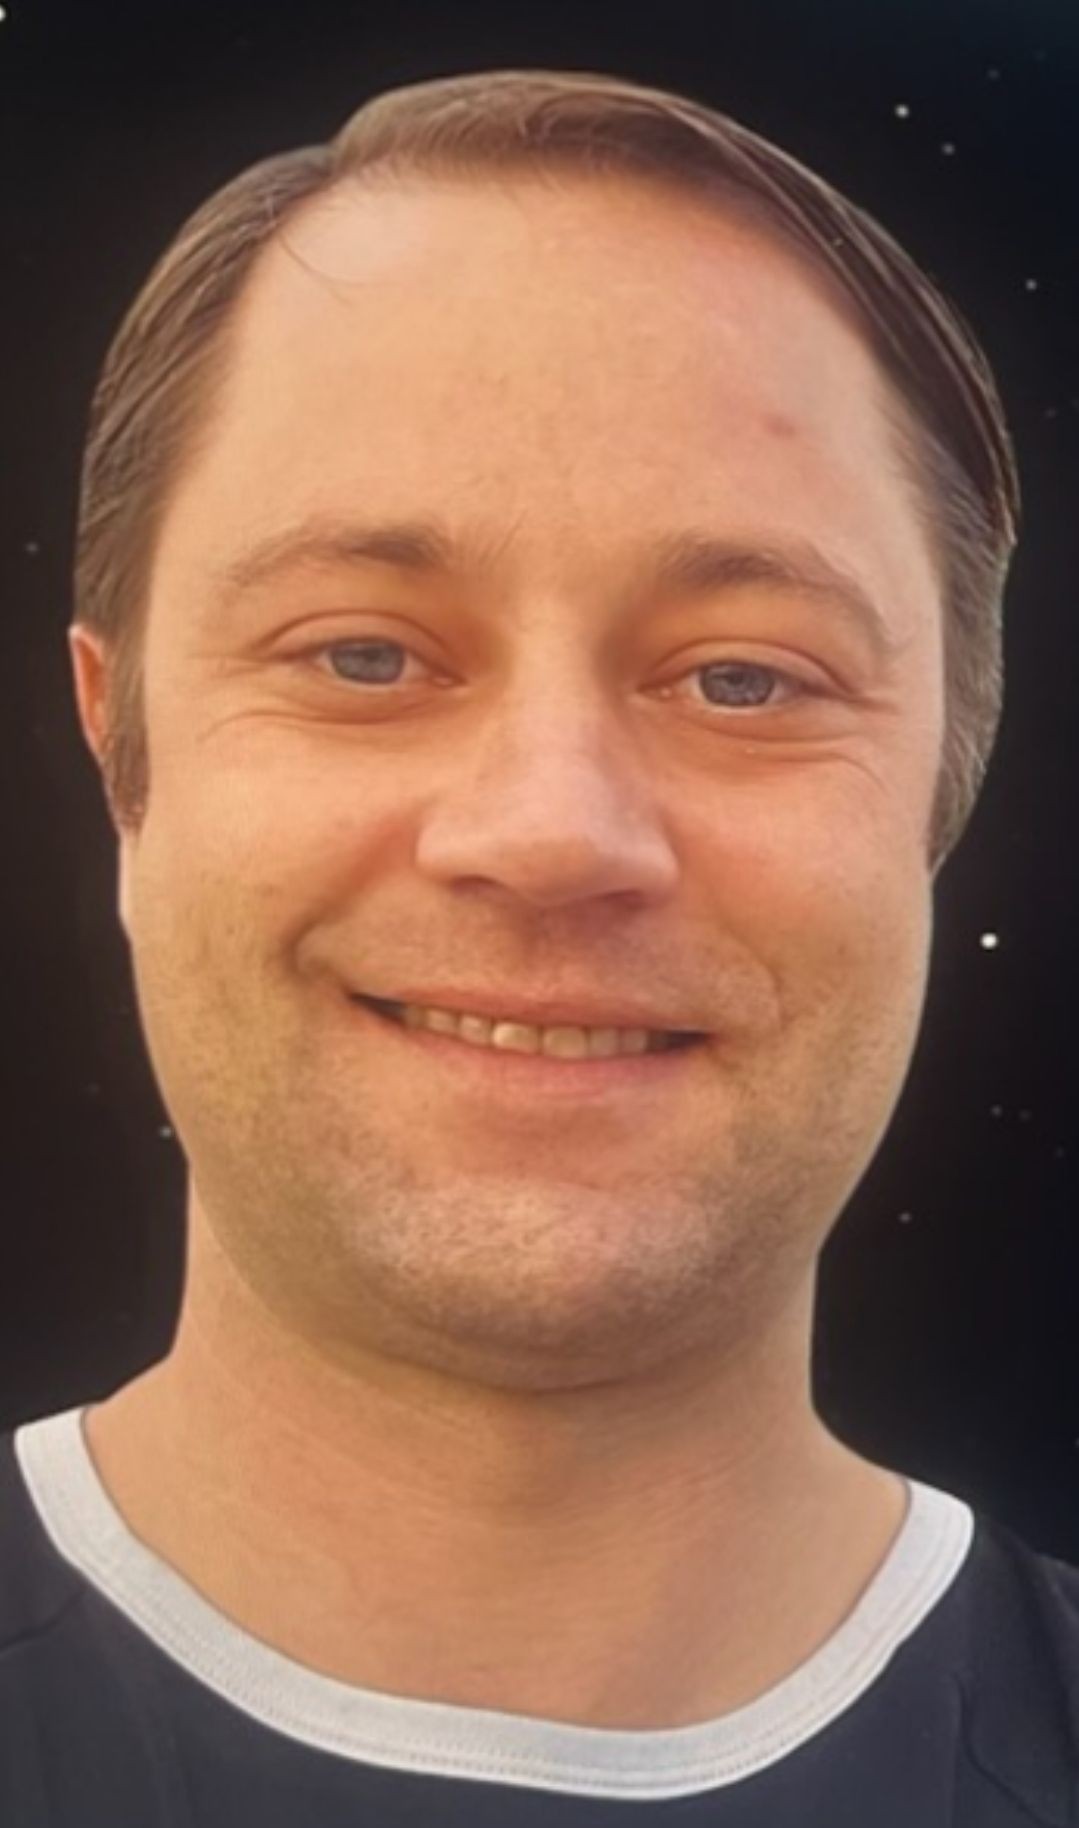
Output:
[2, 1403, 1077, 1825]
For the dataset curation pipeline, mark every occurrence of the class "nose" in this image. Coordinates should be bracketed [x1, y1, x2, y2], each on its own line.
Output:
[413, 677, 679, 912]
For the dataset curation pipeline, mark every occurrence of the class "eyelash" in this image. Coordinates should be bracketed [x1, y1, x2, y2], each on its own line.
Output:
[299, 638, 818, 714]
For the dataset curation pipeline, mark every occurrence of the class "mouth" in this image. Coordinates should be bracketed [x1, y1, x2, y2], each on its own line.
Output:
[345, 991, 711, 1101]
[352, 993, 707, 1056]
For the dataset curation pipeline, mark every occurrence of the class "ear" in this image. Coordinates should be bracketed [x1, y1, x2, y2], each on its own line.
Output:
[68, 624, 135, 940]
[68, 624, 111, 766]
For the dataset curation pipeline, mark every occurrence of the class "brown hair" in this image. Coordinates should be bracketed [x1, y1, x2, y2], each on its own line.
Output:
[73, 67, 1020, 870]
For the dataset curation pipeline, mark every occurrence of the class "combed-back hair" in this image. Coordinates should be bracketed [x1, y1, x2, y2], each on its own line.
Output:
[73, 67, 1019, 869]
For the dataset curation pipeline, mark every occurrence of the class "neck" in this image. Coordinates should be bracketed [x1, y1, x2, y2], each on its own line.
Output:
[83, 1216, 907, 1729]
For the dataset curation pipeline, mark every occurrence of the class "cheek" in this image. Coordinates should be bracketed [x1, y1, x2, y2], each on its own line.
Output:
[148, 743, 330, 883]
[739, 833, 932, 1168]
[137, 757, 417, 979]
[786, 863, 933, 1092]
[172, 710, 415, 863]
[688, 785, 931, 1023]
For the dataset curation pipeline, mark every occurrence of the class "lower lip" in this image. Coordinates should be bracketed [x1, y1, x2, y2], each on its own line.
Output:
[346, 997, 710, 1099]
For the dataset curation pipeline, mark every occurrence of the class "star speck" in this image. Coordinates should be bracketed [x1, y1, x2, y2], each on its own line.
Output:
[980, 932, 1000, 949]
[1025, 278, 1040, 292]
[894, 103, 911, 119]
[986, 67, 1000, 80]
[941, 142, 956, 156]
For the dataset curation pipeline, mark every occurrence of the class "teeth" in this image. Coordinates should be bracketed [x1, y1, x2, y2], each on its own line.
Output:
[397, 1003, 675, 1057]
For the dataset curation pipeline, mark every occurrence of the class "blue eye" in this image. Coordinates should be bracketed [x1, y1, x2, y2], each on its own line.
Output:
[303, 640, 814, 715]
[688, 660, 808, 711]
[320, 640, 415, 685]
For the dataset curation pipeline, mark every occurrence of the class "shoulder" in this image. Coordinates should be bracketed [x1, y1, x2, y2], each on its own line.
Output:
[0, 1427, 87, 1650]
[954, 1510, 1079, 1826]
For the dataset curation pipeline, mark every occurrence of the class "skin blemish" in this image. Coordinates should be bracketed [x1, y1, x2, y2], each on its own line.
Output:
[762, 411, 801, 441]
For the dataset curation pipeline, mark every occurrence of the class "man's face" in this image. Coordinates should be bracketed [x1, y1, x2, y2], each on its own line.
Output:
[71, 176, 943, 1390]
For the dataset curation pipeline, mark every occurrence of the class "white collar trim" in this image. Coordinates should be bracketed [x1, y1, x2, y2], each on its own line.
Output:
[14, 1404, 973, 1801]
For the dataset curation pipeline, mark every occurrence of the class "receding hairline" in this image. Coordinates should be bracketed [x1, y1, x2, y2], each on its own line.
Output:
[273, 160, 891, 345]
[215, 162, 947, 602]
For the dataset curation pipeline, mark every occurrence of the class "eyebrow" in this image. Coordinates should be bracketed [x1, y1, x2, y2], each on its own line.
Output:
[212, 513, 903, 661]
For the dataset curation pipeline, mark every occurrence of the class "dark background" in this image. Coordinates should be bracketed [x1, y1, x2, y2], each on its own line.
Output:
[3, 0, 1078, 1557]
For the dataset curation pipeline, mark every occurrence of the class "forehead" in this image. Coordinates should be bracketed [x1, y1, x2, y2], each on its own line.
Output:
[156, 174, 937, 625]
[227, 173, 890, 432]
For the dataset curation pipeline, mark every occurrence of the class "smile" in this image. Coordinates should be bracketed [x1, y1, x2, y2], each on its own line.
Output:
[355, 994, 702, 1058]
[346, 993, 710, 1102]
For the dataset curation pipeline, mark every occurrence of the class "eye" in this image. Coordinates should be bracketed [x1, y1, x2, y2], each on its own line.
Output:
[301, 641, 817, 713]
[663, 659, 815, 714]
[310, 639, 428, 687]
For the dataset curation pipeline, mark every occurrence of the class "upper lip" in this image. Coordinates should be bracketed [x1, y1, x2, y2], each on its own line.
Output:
[350, 986, 708, 1034]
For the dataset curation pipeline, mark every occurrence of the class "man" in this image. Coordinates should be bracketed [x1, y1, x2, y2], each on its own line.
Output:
[3, 65, 1076, 1827]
